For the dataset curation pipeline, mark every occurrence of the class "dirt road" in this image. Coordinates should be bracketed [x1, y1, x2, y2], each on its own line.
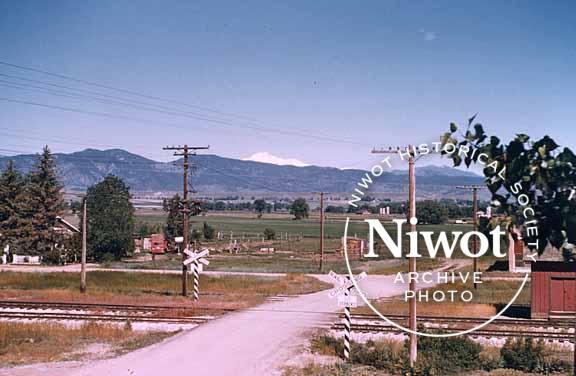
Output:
[0, 261, 468, 376]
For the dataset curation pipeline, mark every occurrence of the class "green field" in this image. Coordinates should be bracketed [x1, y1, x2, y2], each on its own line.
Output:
[130, 211, 501, 274]
[138, 211, 473, 238]
[138, 211, 475, 246]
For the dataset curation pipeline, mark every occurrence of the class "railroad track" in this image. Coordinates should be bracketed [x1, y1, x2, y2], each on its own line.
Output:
[0, 300, 235, 325]
[344, 313, 576, 329]
[0, 296, 292, 325]
[332, 323, 575, 342]
[333, 314, 575, 343]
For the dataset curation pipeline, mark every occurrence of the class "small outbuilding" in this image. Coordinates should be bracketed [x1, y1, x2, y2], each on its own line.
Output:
[531, 261, 576, 319]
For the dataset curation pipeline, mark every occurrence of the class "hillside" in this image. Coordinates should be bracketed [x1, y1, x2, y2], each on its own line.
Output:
[0, 149, 484, 197]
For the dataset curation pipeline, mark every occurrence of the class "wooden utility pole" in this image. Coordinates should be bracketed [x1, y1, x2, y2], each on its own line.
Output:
[372, 145, 418, 367]
[59, 192, 87, 293]
[163, 145, 209, 296]
[319, 192, 325, 272]
[456, 185, 485, 289]
[80, 198, 87, 293]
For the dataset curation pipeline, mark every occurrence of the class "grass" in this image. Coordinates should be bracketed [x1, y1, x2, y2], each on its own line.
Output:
[138, 212, 476, 250]
[0, 270, 331, 309]
[355, 279, 531, 318]
[294, 334, 573, 376]
[107, 250, 369, 274]
[0, 321, 173, 366]
[368, 257, 445, 275]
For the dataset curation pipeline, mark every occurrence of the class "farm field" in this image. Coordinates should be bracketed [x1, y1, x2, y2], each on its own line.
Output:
[129, 210, 492, 274]
[136, 210, 475, 240]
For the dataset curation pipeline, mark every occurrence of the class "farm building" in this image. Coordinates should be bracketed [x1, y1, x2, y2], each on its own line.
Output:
[531, 261, 576, 319]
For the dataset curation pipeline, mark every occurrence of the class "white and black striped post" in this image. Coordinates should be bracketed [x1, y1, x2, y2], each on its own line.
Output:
[192, 258, 200, 301]
[343, 276, 352, 361]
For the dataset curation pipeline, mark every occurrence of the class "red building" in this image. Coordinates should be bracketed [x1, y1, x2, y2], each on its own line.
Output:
[531, 261, 576, 319]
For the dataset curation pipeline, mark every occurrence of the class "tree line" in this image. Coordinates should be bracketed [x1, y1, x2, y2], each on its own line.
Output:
[0, 147, 135, 263]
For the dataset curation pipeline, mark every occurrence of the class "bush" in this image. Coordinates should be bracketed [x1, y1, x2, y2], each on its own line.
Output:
[501, 337, 572, 374]
[353, 339, 404, 373]
[202, 222, 215, 240]
[479, 347, 502, 371]
[264, 228, 276, 240]
[411, 335, 482, 375]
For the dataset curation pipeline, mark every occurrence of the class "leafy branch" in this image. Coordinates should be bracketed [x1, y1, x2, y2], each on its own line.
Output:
[441, 116, 576, 258]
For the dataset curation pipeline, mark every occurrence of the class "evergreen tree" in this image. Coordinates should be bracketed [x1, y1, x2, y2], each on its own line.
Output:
[0, 160, 24, 250]
[19, 147, 64, 257]
[84, 175, 134, 261]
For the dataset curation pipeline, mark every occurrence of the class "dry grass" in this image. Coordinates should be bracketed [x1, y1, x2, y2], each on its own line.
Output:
[0, 321, 172, 366]
[368, 258, 444, 275]
[0, 270, 330, 310]
[356, 279, 530, 318]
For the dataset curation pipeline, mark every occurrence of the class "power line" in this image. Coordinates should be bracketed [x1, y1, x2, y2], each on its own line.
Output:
[0, 60, 256, 121]
[0, 61, 368, 146]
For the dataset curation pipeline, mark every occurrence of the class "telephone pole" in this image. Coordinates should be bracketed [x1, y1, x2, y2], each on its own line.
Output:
[58, 192, 87, 293]
[456, 185, 485, 289]
[163, 145, 209, 297]
[372, 145, 418, 368]
[319, 192, 325, 272]
[81, 198, 87, 293]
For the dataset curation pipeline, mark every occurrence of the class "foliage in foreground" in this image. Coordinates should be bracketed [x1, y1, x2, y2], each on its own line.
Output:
[443, 118, 576, 258]
[310, 334, 572, 375]
[500, 337, 571, 374]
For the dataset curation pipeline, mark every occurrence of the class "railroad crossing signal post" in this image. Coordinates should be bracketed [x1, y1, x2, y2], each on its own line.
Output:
[372, 145, 418, 367]
[328, 271, 367, 361]
[456, 185, 485, 289]
[163, 145, 209, 296]
[183, 249, 210, 301]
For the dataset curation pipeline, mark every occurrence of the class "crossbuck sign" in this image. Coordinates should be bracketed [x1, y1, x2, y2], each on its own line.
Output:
[328, 271, 367, 307]
[183, 249, 209, 301]
[184, 249, 209, 272]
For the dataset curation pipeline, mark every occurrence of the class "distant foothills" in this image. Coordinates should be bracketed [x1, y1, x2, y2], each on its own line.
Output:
[0, 149, 483, 199]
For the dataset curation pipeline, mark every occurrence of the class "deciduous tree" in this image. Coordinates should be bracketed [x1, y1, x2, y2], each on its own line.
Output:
[85, 175, 134, 261]
[442, 117, 576, 259]
[290, 198, 309, 220]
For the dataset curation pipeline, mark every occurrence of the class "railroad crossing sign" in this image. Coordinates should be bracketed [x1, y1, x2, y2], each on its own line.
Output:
[328, 271, 367, 300]
[184, 249, 210, 272]
[183, 249, 209, 301]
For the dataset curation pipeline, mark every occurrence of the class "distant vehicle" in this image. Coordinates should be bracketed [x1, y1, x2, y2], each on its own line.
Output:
[150, 233, 167, 254]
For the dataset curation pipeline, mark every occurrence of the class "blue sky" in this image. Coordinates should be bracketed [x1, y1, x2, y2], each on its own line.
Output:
[1, 0, 575, 169]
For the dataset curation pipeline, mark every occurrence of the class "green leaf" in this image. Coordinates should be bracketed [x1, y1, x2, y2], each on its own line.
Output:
[450, 123, 458, 133]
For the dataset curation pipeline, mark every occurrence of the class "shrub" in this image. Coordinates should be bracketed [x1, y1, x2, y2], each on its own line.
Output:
[479, 346, 502, 371]
[353, 339, 405, 373]
[501, 337, 572, 374]
[410, 335, 482, 375]
[202, 222, 215, 240]
[264, 228, 276, 240]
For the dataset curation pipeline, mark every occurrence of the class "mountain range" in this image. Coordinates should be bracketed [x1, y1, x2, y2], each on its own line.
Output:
[0, 149, 484, 198]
